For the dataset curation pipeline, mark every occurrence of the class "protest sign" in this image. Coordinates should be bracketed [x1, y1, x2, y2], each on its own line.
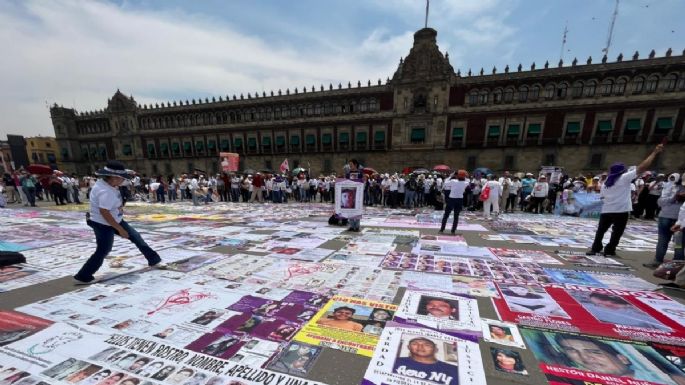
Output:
[334, 180, 364, 219]
[394, 290, 481, 338]
[219, 152, 239, 172]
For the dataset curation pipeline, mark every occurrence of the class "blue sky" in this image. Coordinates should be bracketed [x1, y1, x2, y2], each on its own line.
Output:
[1, 0, 683, 138]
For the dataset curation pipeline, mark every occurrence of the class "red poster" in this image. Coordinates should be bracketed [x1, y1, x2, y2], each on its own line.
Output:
[493, 283, 685, 346]
[219, 152, 239, 172]
[0, 310, 54, 346]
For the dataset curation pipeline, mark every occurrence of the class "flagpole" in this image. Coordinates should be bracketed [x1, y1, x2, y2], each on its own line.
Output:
[425, 0, 429, 28]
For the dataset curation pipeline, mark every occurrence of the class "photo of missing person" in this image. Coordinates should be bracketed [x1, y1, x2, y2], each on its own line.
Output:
[416, 296, 459, 320]
[191, 310, 222, 326]
[41, 359, 90, 381]
[488, 324, 515, 343]
[491, 348, 528, 375]
[392, 335, 458, 385]
[568, 291, 671, 331]
[340, 187, 357, 209]
[200, 334, 240, 357]
[521, 329, 685, 385]
[150, 365, 176, 381]
[361, 308, 394, 335]
[498, 284, 569, 318]
[316, 302, 383, 333]
[266, 342, 322, 377]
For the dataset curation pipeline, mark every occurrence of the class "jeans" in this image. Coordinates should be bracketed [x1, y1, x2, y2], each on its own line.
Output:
[505, 193, 517, 212]
[191, 189, 201, 206]
[655, 217, 685, 262]
[156, 188, 166, 203]
[23, 186, 36, 207]
[591, 212, 630, 255]
[75, 219, 161, 282]
[441, 197, 463, 233]
[231, 187, 240, 202]
[404, 190, 416, 208]
[520, 191, 531, 210]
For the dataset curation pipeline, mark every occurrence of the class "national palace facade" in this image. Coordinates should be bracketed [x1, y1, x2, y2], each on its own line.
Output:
[51, 28, 685, 176]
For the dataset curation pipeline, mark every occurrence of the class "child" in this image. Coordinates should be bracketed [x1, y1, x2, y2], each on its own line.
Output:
[74, 160, 166, 284]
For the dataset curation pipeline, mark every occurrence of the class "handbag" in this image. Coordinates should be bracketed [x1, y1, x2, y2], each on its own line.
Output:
[479, 185, 491, 201]
[653, 260, 685, 281]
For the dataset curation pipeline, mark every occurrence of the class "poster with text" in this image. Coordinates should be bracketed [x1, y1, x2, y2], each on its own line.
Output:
[335, 180, 364, 219]
[293, 295, 397, 357]
[362, 323, 486, 385]
[394, 290, 481, 338]
[219, 152, 239, 172]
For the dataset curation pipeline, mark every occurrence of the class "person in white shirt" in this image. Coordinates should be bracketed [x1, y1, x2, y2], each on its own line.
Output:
[189, 175, 200, 206]
[505, 176, 522, 213]
[440, 170, 470, 234]
[483, 174, 502, 219]
[230, 174, 241, 202]
[389, 175, 399, 208]
[398, 176, 406, 207]
[588, 144, 663, 257]
[499, 171, 512, 209]
[74, 161, 166, 284]
[531, 175, 549, 214]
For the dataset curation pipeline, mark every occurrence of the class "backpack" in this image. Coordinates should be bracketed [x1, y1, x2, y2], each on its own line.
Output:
[479, 185, 491, 201]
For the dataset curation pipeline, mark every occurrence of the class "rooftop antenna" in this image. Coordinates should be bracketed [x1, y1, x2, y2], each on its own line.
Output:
[559, 21, 568, 63]
[424, 0, 429, 28]
[602, 0, 620, 55]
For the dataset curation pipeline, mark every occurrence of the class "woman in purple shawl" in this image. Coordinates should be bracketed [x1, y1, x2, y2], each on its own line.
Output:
[587, 144, 663, 257]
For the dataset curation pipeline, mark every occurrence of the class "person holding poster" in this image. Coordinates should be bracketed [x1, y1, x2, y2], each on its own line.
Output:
[73, 160, 166, 284]
[336, 159, 364, 232]
[393, 337, 457, 385]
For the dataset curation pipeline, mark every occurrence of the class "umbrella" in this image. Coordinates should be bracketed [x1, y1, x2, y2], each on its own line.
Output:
[412, 168, 430, 174]
[402, 167, 414, 175]
[26, 164, 54, 175]
[472, 167, 494, 178]
[292, 167, 306, 175]
[362, 167, 377, 175]
[433, 164, 451, 172]
[242, 169, 256, 175]
[260, 169, 275, 174]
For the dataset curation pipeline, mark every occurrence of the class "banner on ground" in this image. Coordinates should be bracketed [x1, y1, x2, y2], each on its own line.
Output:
[293, 295, 397, 357]
[393, 290, 481, 339]
[362, 322, 485, 385]
[220, 152, 239, 172]
[493, 283, 685, 345]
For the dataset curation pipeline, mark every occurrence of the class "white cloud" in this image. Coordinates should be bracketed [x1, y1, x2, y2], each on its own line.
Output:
[0, 0, 522, 139]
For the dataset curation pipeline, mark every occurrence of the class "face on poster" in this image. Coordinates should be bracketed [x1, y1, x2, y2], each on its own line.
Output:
[490, 347, 528, 375]
[521, 328, 685, 385]
[394, 291, 480, 337]
[335, 180, 364, 218]
[497, 284, 570, 319]
[265, 341, 322, 377]
[481, 319, 526, 349]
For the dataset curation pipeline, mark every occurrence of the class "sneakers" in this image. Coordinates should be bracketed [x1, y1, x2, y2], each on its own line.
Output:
[73, 277, 99, 285]
[150, 262, 169, 269]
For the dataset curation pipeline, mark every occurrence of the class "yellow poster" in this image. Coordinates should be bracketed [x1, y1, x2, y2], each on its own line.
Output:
[293, 295, 397, 357]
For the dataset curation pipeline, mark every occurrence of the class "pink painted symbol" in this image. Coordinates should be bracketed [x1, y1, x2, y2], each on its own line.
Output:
[286, 263, 324, 279]
[147, 288, 214, 316]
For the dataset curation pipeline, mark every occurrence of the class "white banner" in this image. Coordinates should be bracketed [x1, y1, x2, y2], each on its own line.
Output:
[334, 180, 364, 219]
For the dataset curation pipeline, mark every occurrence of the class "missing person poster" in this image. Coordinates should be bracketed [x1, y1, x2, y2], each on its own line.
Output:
[493, 284, 685, 345]
[335, 180, 364, 219]
[394, 290, 481, 339]
[0, 310, 53, 347]
[219, 152, 239, 172]
[481, 319, 526, 349]
[293, 295, 397, 357]
[0, 322, 328, 385]
[521, 327, 685, 385]
[362, 323, 486, 385]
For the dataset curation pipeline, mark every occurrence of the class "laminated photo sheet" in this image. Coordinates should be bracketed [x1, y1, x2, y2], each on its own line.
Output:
[293, 295, 397, 357]
[419, 234, 468, 245]
[542, 268, 657, 291]
[0, 265, 65, 293]
[493, 283, 685, 345]
[489, 248, 562, 265]
[324, 252, 385, 267]
[0, 310, 54, 347]
[0, 322, 329, 385]
[394, 290, 481, 338]
[364, 228, 421, 237]
[554, 250, 628, 269]
[400, 272, 499, 298]
[343, 242, 396, 256]
[480, 319, 526, 349]
[362, 323, 486, 385]
[265, 340, 323, 378]
[198, 254, 279, 281]
[521, 327, 685, 385]
[411, 241, 479, 256]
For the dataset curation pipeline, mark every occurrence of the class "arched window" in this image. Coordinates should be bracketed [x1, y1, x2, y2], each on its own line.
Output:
[584, 80, 597, 97]
[468, 91, 478, 105]
[518, 86, 529, 102]
[314, 104, 321, 115]
[360, 100, 368, 112]
[646, 75, 659, 93]
[557, 83, 568, 98]
[632, 76, 644, 93]
[369, 98, 378, 111]
[572, 81, 584, 97]
[503, 88, 514, 102]
[479, 91, 488, 104]
[493, 89, 502, 103]
[530, 85, 540, 101]
[600, 80, 613, 96]
[664, 74, 678, 91]
[678, 75, 685, 91]
[614, 78, 627, 95]
[274, 108, 281, 119]
[544, 84, 555, 100]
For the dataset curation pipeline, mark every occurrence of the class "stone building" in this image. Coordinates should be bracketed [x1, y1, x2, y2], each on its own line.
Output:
[25, 136, 61, 170]
[52, 28, 685, 177]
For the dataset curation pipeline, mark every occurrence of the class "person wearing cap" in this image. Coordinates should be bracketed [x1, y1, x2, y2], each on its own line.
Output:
[440, 170, 469, 234]
[587, 144, 663, 257]
[73, 160, 166, 284]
